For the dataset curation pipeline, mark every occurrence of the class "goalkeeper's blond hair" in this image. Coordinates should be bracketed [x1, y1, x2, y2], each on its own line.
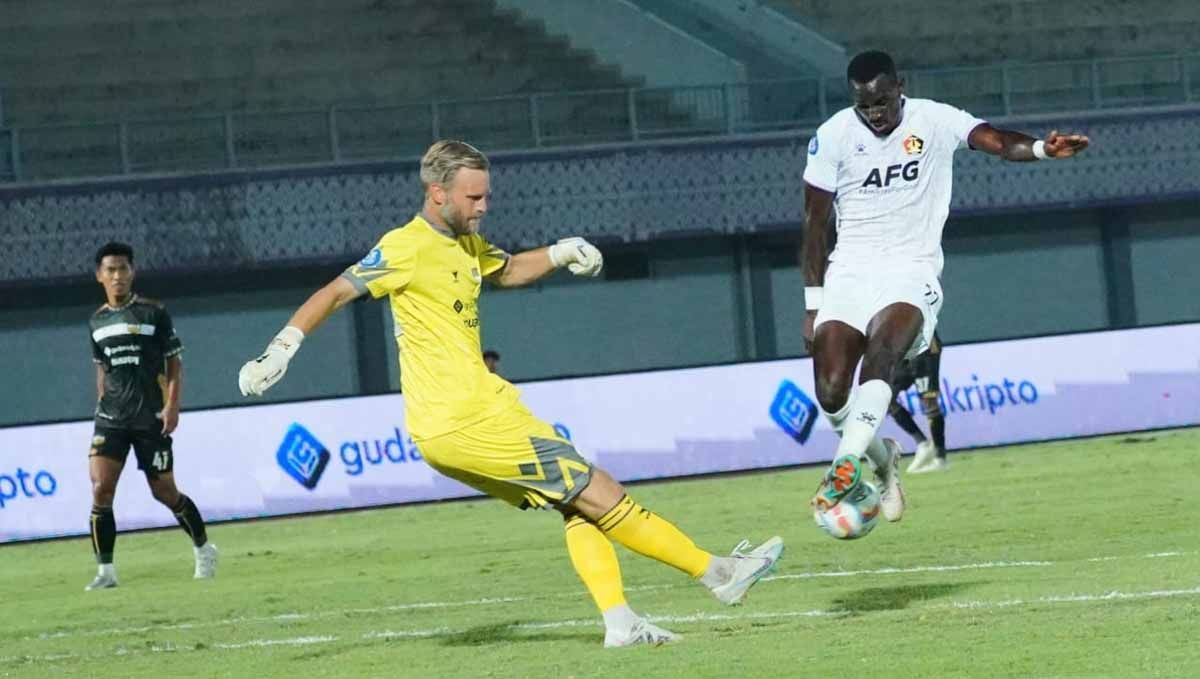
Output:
[420, 140, 489, 189]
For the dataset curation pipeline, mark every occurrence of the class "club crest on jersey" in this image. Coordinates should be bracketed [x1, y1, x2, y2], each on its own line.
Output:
[903, 135, 925, 155]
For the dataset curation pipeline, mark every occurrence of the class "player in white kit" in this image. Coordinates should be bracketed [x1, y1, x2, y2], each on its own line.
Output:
[803, 51, 1089, 520]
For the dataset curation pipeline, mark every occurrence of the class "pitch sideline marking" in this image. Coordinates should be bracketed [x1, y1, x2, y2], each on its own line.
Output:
[6, 584, 1199, 665]
[19, 550, 1188, 644]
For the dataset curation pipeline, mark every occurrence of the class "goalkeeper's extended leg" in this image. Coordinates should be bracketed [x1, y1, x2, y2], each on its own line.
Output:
[563, 511, 679, 647]
[568, 468, 783, 608]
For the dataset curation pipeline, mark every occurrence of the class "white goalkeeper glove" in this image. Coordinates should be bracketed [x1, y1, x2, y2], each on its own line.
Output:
[548, 237, 603, 277]
[238, 326, 304, 396]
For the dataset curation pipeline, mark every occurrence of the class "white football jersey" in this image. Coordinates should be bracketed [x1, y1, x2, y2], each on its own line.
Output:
[803, 97, 986, 274]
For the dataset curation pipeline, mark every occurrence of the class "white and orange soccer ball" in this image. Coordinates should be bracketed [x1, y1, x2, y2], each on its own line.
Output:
[812, 455, 882, 540]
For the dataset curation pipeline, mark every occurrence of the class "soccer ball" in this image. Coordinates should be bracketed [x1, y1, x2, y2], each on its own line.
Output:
[812, 455, 882, 540]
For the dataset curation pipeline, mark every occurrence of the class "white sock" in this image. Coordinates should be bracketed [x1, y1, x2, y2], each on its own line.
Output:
[98, 563, 115, 578]
[862, 435, 891, 475]
[601, 604, 640, 633]
[822, 398, 853, 435]
[835, 380, 893, 470]
[699, 556, 736, 589]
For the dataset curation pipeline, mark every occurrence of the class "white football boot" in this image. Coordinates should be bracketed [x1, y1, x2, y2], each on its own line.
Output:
[710, 536, 785, 606]
[907, 440, 938, 473]
[85, 568, 118, 591]
[876, 438, 907, 522]
[912, 455, 948, 474]
[194, 543, 219, 579]
[603, 618, 681, 648]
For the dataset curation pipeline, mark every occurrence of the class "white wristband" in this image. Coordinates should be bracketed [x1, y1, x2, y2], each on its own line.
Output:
[269, 326, 305, 359]
[1032, 139, 1049, 160]
[805, 287, 824, 311]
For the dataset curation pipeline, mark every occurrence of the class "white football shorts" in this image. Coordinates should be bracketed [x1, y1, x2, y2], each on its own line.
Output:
[813, 260, 944, 359]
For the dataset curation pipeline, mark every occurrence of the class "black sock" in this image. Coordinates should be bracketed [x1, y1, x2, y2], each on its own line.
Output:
[920, 392, 947, 459]
[930, 414, 946, 458]
[887, 400, 926, 445]
[90, 505, 116, 564]
[171, 494, 208, 548]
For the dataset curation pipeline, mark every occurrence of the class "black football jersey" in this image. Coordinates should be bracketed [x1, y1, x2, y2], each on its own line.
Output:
[89, 295, 183, 431]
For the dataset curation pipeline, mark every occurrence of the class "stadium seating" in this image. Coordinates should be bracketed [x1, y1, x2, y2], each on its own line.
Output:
[0, 0, 671, 178]
[773, 0, 1200, 68]
[0, 0, 634, 125]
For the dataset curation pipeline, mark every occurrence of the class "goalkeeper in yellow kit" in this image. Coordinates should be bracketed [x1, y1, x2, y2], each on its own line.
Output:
[238, 140, 783, 647]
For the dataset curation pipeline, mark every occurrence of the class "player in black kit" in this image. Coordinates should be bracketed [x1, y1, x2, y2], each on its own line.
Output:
[887, 332, 948, 473]
[86, 242, 216, 590]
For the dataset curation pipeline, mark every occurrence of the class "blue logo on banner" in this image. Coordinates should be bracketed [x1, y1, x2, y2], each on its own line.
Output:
[276, 423, 331, 490]
[770, 380, 818, 444]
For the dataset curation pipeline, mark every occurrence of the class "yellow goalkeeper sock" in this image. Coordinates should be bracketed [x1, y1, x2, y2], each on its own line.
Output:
[564, 514, 627, 611]
[597, 495, 712, 578]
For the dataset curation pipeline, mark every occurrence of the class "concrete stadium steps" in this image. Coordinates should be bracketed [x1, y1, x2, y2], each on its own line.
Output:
[779, 0, 1200, 67]
[0, 0, 636, 127]
[0, 0, 473, 27]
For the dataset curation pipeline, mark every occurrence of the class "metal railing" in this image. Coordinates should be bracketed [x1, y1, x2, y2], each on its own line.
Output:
[1, 53, 1196, 184]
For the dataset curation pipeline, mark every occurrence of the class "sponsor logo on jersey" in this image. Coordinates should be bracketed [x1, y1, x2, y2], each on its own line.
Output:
[903, 134, 925, 155]
[859, 160, 921, 187]
[862, 161, 920, 188]
[807, 136, 819, 155]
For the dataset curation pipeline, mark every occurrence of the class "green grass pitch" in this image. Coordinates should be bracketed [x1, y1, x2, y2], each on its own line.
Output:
[2, 428, 1197, 678]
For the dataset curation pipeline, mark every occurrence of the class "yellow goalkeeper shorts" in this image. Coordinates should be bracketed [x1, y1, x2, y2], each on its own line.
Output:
[416, 403, 594, 510]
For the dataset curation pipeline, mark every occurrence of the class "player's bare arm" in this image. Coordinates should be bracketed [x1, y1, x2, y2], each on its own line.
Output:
[801, 183, 836, 347]
[160, 355, 182, 435]
[968, 124, 1090, 161]
[95, 363, 105, 401]
[492, 240, 604, 288]
[490, 247, 557, 287]
[286, 276, 364, 335]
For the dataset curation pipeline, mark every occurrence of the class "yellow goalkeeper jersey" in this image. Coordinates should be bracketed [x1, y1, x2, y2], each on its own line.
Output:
[341, 213, 518, 439]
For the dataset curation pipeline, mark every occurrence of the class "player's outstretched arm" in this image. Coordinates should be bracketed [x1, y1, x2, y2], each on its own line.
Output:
[238, 276, 364, 396]
[801, 183, 836, 347]
[492, 237, 603, 288]
[968, 124, 1090, 162]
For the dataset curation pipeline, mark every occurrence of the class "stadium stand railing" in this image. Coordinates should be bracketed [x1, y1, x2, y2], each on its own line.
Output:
[0, 53, 1196, 184]
[4, 100, 1200, 285]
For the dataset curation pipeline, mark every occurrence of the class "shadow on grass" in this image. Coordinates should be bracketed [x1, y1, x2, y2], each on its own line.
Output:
[830, 581, 983, 615]
[439, 621, 597, 647]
